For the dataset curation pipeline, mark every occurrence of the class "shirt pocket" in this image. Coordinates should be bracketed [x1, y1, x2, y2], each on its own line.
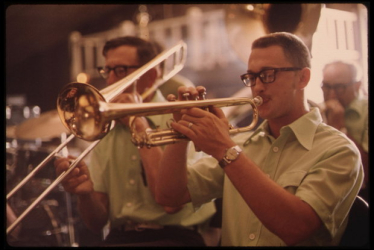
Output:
[277, 170, 307, 194]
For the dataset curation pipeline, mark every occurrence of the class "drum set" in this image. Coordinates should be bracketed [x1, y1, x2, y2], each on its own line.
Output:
[6, 105, 83, 247]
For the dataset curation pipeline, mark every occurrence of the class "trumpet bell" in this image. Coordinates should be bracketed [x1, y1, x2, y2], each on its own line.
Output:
[57, 82, 112, 141]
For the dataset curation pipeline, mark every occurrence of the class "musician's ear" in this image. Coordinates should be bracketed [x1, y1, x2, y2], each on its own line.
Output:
[297, 67, 310, 90]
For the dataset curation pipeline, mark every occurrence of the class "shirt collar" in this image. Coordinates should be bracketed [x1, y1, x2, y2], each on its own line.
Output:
[246, 122, 268, 144]
[346, 96, 367, 115]
[246, 108, 323, 150]
[287, 108, 322, 150]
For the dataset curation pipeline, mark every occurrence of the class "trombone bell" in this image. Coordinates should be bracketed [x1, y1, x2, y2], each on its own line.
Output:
[57, 82, 112, 141]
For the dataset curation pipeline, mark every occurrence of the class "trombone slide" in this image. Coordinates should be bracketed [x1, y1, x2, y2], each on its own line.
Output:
[7, 41, 187, 235]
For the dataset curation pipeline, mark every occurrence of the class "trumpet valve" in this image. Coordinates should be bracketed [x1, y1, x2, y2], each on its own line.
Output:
[166, 94, 177, 102]
[182, 92, 190, 100]
[197, 86, 207, 100]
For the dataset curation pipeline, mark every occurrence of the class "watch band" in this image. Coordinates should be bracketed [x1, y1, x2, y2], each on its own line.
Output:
[218, 145, 242, 168]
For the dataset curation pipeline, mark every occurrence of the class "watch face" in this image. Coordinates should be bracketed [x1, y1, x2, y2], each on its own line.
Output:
[226, 148, 239, 160]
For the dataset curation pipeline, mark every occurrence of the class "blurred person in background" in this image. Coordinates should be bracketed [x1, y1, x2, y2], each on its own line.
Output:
[321, 60, 368, 203]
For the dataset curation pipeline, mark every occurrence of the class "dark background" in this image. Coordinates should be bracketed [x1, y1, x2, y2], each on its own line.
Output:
[5, 4, 228, 113]
[5, 3, 363, 114]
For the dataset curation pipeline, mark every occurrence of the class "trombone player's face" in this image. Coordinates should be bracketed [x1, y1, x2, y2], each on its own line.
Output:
[104, 45, 157, 126]
[104, 45, 156, 100]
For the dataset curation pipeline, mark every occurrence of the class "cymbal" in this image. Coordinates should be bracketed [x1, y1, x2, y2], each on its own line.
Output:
[15, 110, 70, 140]
[6, 125, 17, 139]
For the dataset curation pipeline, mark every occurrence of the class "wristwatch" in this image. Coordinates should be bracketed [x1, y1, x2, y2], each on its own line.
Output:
[218, 145, 242, 168]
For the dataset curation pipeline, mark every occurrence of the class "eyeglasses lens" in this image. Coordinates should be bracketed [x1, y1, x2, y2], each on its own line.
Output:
[242, 70, 276, 86]
[321, 84, 348, 95]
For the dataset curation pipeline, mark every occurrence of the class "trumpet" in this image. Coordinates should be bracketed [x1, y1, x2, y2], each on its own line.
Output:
[7, 41, 187, 234]
[58, 81, 263, 147]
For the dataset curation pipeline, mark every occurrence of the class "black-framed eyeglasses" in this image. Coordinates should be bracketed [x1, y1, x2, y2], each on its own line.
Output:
[97, 65, 140, 79]
[320, 82, 354, 95]
[240, 67, 302, 87]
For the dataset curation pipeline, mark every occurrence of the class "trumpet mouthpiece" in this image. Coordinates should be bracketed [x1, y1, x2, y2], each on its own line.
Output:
[254, 96, 263, 106]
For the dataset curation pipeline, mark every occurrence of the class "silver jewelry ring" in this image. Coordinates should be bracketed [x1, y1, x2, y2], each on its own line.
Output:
[188, 122, 193, 129]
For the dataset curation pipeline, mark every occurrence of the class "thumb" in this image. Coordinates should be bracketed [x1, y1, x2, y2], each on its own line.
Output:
[209, 106, 227, 119]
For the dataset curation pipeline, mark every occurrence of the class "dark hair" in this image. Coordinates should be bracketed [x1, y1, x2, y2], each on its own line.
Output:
[102, 36, 158, 66]
[252, 32, 311, 68]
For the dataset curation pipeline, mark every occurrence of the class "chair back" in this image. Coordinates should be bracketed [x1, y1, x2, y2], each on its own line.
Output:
[339, 196, 369, 247]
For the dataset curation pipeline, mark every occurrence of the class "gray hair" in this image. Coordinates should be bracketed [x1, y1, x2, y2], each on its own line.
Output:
[323, 60, 363, 82]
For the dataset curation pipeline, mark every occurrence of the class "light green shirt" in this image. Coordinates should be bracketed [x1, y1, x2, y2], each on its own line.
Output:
[187, 108, 363, 246]
[345, 97, 368, 152]
[89, 90, 215, 230]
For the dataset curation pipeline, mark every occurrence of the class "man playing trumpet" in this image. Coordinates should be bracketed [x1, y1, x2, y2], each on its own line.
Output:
[155, 32, 363, 246]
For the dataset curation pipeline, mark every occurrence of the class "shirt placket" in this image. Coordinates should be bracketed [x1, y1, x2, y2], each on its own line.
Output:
[123, 149, 140, 212]
[246, 218, 262, 245]
[262, 135, 287, 180]
[250, 132, 288, 245]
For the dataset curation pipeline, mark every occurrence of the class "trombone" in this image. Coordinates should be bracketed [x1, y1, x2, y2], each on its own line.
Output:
[6, 40, 187, 234]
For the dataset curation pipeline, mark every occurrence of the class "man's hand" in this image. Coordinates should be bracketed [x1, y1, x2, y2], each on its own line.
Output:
[54, 157, 94, 195]
[168, 86, 233, 159]
[172, 107, 232, 159]
[167, 86, 208, 122]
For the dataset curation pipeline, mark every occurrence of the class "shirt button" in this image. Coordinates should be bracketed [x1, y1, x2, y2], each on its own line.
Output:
[131, 155, 137, 161]
[126, 202, 133, 207]
[273, 147, 279, 152]
[249, 233, 256, 240]
[129, 179, 135, 185]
